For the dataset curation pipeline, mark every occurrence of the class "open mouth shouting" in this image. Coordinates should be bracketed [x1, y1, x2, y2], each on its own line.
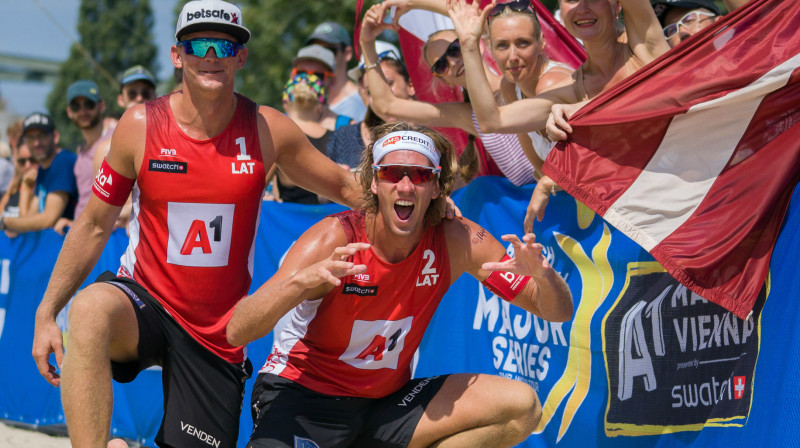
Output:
[394, 200, 414, 221]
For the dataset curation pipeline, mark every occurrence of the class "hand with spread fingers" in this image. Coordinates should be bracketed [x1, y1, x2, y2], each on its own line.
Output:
[482, 233, 550, 280]
[446, 0, 492, 49]
[297, 242, 371, 289]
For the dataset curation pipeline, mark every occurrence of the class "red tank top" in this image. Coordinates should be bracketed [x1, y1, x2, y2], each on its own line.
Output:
[119, 94, 265, 363]
[260, 210, 451, 397]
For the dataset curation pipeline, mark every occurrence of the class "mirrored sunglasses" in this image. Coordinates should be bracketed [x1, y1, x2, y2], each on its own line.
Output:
[430, 39, 461, 77]
[488, 0, 534, 20]
[662, 10, 716, 39]
[69, 99, 97, 112]
[372, 164, 441, 184]
[179, 37, 244, 58]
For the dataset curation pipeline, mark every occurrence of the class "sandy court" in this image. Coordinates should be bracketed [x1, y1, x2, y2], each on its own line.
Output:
[0, 421, 71, 447]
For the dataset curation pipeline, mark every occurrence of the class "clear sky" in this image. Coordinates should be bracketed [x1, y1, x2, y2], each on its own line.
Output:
[0, 0, 178, 117]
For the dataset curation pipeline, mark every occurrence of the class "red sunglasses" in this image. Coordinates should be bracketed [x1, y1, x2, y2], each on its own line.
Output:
[372, 164, 441, 184]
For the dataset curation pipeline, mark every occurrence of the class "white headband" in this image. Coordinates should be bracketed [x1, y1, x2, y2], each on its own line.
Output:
[372, 131, 441, 167]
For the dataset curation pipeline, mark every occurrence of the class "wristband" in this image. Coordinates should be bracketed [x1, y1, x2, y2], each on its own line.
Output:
[92, 159, 135, 206]
[481, 255, 531, 302]
[363, 62, 379, 72]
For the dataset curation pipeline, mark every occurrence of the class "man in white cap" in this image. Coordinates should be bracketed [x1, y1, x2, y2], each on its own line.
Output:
[31, 1, 362, 447]
[227, 122, 573, 448]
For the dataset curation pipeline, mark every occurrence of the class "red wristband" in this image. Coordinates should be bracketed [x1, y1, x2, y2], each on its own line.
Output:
[92, 159, 134, 206]
[481, 255, 531, 302]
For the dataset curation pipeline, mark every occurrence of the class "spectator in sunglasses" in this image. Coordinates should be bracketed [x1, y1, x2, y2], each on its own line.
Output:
[306, 21, 368, 122]
[62, 80, 111, 229]
[228, 122, 572, 447]
[361, 2, 553, 189]
[652, 0, 748, 47]
[325, 40, 415, 170]
[31, 1, 364, 447]
[0, 112, 77, 236]
[292, 44, 355, 132]
[0, 142, 39, 237]
[449, 0, 669, 227]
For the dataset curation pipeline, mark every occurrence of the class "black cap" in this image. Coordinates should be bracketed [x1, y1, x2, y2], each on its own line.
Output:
[652, 0, 722, 26]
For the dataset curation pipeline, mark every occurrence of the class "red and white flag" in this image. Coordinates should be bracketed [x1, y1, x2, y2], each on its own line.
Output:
[543, 0, 800, 319]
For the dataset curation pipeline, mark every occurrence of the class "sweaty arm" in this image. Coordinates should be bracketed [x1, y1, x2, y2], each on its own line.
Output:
[445, 217, 573, 322]
[227, 217, 369, 347]
[32, 106, 141, 386]
[259, 107, 361, 209]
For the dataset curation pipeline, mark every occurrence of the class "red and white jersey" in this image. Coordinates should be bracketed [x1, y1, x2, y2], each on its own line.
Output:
[260, 210, 451, 398]
[119, 94, 265, 363]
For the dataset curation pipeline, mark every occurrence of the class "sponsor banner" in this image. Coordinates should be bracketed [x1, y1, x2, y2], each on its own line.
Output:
[602, 263, 763, 435]
[0, 178, 798, 447]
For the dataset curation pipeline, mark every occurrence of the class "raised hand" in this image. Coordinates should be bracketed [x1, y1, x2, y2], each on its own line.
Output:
[482, 233, 550, 280]
[296, 242, 370, 290]
[361, 4, 395, 44]
[446, 0, 493, 48]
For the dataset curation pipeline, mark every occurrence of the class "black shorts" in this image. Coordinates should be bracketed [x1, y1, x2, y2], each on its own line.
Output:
[97, 271, 252, 448]
[247, 373, 449, 448]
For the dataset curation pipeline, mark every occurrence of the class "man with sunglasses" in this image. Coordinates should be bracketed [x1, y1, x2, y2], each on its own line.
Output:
[228, 122, 572, 448]
[652, 0, 747, 47]
[64, 79, 111, 225]
[0, 112, 77, 236]
[31, 1, 363, 447]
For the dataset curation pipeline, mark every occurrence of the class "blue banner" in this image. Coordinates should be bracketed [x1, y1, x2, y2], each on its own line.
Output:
[0, 177, 798, 447]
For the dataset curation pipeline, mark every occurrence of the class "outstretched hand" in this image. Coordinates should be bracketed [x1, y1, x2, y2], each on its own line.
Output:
[296, 242, 370, 290]
[482, 233, 550, 280]
[361, 4, 397, 44]
[447, 0, 493, 47]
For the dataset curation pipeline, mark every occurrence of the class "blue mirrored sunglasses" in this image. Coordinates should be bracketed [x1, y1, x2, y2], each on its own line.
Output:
[178, 38, 244, 58]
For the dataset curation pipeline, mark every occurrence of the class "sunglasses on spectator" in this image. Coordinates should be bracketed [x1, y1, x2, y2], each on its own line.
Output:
[178, 37, 244, 58]
[16, 157, 36, 166]
[291, 68, 334, 81]
[372, 164, 440, 184]
[662, 10, 716, 39]
[125, 88, 154, 101]
[488, 0, 534, 21]
[430, 39, 461, 77]
[69, 99, 97, 112]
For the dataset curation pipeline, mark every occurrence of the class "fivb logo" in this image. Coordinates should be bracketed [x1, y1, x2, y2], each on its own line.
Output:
[186, 8, 239, 25]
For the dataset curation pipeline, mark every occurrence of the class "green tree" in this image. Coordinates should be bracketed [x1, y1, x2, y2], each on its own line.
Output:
[47, 0, 157, 150]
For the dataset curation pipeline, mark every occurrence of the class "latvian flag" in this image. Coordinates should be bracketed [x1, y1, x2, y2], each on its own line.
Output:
[543, 0, 800, 319]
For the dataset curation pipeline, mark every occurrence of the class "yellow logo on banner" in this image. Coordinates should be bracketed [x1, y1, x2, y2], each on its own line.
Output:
[534, 223, 614, 441]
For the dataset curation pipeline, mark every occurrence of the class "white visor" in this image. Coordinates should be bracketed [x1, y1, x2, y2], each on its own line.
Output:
[372, 131, 440, 166]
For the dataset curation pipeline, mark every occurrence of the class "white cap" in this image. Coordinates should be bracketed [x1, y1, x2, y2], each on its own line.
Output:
[293, 44, 336, 71]
[175, 0, 250, 44]
[373, 131, 440, 166]
[347, 41, 403, 82]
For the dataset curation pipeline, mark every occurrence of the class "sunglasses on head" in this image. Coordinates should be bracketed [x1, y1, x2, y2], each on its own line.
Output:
[291, 68, 334, 81]
[178, 37, 244, 58]
[662, 10, 716, 39]
[430, 39, 461, 77]
[69, 99, 97, 112]
[372, 164, 440, 184]
[16, 157, 36, 166]
[125, 88, 154, 101]
[488, 0, 534, 20]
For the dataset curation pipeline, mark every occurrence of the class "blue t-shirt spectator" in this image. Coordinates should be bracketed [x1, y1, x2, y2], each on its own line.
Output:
[36, 150, 78, 220]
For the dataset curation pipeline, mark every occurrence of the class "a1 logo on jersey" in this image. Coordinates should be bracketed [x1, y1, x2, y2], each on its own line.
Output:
[166, 202, 234, 267]
[416, 249, 439, 286]
[339, 317, 413, 370]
